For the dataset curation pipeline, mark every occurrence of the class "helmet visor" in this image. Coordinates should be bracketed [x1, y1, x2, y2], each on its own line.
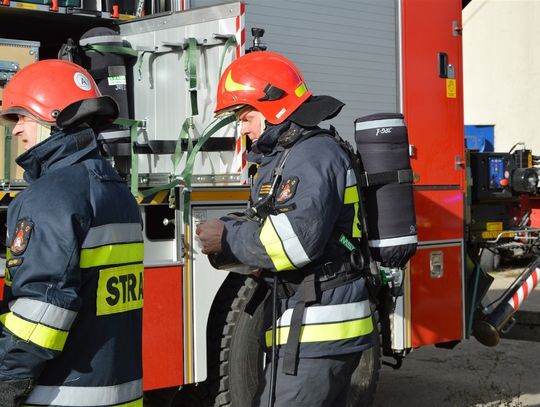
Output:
[0, 106, 49, 127]
[214, 104, 247, 120]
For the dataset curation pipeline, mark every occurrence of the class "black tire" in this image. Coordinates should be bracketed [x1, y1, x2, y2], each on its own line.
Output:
[173, 274, 263, 407]
[176, 275, 380, 407]
[480, 248, 501, 273]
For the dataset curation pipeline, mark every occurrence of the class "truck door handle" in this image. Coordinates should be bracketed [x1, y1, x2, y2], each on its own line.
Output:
[438, 52, 448, 78]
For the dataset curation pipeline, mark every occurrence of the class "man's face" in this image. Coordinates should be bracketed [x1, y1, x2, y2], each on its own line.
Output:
[238, 108, 265, 143]
[12, 115, 40, 150]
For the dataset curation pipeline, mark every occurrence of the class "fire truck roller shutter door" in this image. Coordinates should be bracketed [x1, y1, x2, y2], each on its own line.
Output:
[355, 113, 418, 268]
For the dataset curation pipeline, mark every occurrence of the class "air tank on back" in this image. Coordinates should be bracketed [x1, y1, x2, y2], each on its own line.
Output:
[354, 113, 417, 269]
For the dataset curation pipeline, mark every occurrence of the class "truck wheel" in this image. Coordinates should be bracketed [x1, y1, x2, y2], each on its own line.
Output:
[480, 249, 501, 272]
[178, 275, 380, 407]
[173, 274, 263, 407]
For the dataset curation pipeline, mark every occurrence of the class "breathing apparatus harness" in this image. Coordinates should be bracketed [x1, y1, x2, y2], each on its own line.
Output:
[240, 125, 371, 407]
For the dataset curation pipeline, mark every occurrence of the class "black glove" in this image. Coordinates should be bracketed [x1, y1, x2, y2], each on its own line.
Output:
[0, 378, 35, 407]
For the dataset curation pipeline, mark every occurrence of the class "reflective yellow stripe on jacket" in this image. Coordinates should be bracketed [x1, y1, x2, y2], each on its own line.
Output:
[0, 312, 69, 351]
[80, 242, 144, 269]
[345, 169, 362, 238]
[0, 298, 77, 352]
[80, 223, 144, 316]
[259, 213, 311, 271]
[80, 223, 144, 268]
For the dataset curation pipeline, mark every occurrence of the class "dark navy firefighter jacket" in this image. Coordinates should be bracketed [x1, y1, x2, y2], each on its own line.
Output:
[0, 128, 144, 406]
[221, 120, 374, 358]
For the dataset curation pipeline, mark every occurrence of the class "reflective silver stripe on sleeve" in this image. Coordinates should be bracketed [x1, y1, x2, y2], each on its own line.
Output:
[9, 298, 77, 331]
[346, 169, 357, 187]
[368, 235, 418, 248]
[25, 379, 143, 406]
[355, 118, 404, 131]
[276, 301, 371, 327]
[269, 213, 311, 268]
[82, 223, 143, 249]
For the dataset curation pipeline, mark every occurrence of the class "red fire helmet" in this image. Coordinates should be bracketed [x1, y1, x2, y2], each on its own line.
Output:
[0, 59, 103, 124]
[215, 51, 312, 124]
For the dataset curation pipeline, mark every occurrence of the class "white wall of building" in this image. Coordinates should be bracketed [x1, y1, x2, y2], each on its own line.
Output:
[463, 0, 540, 153]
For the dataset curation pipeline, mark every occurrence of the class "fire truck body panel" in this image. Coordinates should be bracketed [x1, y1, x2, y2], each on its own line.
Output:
[143, 265, 184, 390]
[402, 0, 465, 188]
[409, 189, 466, 346]
[401, 0, 466, 347]
[189, 200, 248, 384]
[410, 243, 464, 347]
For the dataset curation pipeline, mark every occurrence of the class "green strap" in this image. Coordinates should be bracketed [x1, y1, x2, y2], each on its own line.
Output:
[185, 38, 199, 117]
[4, 127, 11, 181]
[180, 114, 235, 223]
[180, 115, 236, 185]
[169, 117, 195, 208]
[139, 115, 235, 211]
[218, 35, 238, 77]
[82, 43, 145, 81]
[114, 118, 141, 197]
[82, 44, 139, 58]
[172, 117, 194, 174]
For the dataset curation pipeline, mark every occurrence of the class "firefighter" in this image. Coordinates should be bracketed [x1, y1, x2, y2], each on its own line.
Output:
[196, 51, 374, 407]
[0, 60, 144, 407]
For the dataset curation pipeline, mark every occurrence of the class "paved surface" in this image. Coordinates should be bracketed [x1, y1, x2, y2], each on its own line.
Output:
[373, 267, 540, 407]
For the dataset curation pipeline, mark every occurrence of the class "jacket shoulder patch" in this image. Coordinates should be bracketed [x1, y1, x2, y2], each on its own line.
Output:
[277, 177, 299, 203]
[10, 219, 34, 256]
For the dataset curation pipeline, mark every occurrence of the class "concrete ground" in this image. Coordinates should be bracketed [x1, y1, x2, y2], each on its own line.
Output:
[373, 266, 540, 407]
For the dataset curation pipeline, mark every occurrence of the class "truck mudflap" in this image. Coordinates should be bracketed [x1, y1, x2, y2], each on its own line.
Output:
[473, 257, 540, 346]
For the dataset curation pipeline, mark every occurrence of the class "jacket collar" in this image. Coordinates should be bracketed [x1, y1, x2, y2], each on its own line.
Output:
[247, 120, 306, 163]
[16, 127, 99, 183]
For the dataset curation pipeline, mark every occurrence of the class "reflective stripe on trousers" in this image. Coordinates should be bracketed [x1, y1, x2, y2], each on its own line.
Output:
[265, 300, 373, 346]
[22, 379, 143, 407]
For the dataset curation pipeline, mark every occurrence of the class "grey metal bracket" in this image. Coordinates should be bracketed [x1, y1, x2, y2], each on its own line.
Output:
[0, 61, 20, 86]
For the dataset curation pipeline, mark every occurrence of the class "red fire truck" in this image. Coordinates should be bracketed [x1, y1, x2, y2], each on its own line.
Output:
[1, 0, 539, 405]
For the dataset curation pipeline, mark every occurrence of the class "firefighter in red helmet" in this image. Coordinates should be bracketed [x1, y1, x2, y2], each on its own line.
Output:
[0, 60, 144, 407]
[197, 51, 374, 406]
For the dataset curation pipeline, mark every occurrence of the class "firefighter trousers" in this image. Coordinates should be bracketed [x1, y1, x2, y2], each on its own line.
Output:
[251, 352, 362, 407]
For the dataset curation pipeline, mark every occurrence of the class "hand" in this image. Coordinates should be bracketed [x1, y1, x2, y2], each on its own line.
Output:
[195, 218, 225, 255]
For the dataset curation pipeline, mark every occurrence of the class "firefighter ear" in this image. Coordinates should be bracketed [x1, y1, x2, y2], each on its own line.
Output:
[56, 96, 119, 131]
